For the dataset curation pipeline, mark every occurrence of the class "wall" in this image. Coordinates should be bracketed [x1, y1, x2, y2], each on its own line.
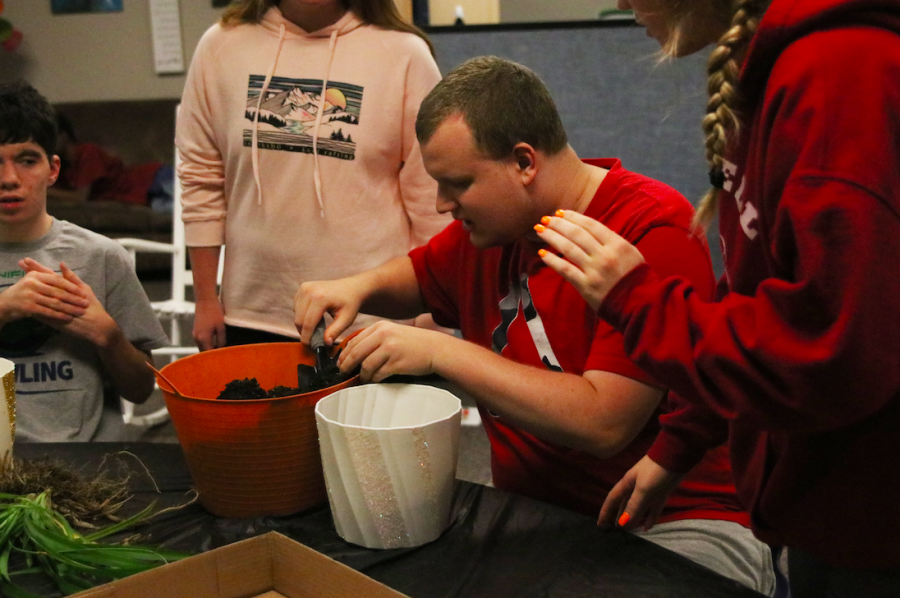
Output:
[431, 25, 708, 207]
[0, 1, 222, 103]
[394, 0, 413, 22]
[500, 0, 618, 23]
[427, 0, 499, 26]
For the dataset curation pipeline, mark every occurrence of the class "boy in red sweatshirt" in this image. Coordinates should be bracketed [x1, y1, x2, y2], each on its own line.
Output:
[295, 56, 775, 595]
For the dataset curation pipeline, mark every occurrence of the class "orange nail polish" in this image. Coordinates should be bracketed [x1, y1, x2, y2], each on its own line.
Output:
[541, 216, 551, 225]
[538, 248, 548, 257]
[534, 224, 546, 233]
[555, 209, 565, 218]
[618, 512, 631, 526]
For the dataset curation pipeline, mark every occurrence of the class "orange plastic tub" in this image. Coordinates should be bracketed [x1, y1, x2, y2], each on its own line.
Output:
[155, 342, 358, 518]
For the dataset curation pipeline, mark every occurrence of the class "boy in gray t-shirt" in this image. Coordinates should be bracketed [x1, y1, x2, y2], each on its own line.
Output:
[0, 81, 168, 441]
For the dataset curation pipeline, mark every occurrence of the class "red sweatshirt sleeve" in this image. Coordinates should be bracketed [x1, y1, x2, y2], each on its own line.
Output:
[628, 229, 731, 473]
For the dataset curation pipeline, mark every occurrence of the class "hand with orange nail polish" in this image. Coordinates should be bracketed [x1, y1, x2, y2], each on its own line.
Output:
[597, 455, 684, 531]
[534, 209, 645, 312]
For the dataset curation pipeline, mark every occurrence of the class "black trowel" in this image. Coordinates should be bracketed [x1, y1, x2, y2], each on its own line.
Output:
[310, 318, 330, 375]
[296, 318, 330, 388]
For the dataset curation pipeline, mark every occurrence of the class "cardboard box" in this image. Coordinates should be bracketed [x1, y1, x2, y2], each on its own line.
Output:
[73, 532, 410, 598]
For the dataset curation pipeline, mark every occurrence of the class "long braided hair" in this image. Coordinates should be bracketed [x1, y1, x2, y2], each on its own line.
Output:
[694, 0, 769, 228]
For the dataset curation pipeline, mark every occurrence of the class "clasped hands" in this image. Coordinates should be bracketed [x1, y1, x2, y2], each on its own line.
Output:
[0, 258, 117, 347]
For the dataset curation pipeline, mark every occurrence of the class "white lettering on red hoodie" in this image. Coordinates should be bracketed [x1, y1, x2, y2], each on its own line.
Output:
[175, 7, 449, 337]
[599, 0, 900, 568]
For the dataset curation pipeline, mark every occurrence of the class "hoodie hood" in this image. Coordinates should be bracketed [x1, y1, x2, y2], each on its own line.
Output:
[251, 7, 364, 214]
[742, 0, 900, 95]
[260, 5, 364, 38]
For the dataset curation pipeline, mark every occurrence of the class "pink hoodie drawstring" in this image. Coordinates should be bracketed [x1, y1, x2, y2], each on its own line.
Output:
[311, 29, 338, 218]
[251, 22, 286, 206]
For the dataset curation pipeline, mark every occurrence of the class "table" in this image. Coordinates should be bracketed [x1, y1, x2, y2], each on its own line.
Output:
[12, 442, 764, 597]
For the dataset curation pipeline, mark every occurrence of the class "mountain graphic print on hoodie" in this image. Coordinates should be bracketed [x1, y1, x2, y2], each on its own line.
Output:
[597, 0, 900, 569]
[244, 75, 362, 161]
[176, 7, 450, 339]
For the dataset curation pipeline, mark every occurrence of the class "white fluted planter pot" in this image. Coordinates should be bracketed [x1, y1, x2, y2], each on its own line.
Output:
[315, 383, 461, 549]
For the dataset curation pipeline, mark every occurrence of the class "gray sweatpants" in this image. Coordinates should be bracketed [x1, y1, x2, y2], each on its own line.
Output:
[636, 518, 776, 596]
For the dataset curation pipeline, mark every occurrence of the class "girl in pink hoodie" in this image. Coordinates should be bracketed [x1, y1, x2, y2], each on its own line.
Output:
[176, 0, 450, 350]
[537, 0, 900, 596]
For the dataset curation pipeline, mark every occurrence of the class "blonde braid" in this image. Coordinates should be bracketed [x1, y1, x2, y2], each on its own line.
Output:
[694, 0, 767, 228]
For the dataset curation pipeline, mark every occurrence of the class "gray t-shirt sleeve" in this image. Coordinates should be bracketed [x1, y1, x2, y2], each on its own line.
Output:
[100, 242, 170, 353]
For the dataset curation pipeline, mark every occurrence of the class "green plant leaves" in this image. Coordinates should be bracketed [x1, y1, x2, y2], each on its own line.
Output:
[0, 491, 191, 597]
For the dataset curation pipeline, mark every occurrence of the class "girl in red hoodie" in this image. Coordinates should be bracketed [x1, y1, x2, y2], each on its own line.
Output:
[536, 0, 900, 596]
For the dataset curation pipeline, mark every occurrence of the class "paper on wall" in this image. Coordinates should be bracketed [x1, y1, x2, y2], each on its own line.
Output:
[148, 0, 184, 75]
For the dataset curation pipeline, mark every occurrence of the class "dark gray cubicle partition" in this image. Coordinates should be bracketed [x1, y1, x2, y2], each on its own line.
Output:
[428, 22, 723, 277]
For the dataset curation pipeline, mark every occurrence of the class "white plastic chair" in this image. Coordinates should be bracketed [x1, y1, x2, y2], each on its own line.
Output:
[116, 141, 223, 426]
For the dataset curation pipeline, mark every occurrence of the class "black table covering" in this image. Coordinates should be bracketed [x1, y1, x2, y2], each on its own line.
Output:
[12, 442, 764, 597]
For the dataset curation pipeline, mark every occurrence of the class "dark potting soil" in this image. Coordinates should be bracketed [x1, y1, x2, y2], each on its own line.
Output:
[217, 377, 267, 400]
[216, 361, 351, 401]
